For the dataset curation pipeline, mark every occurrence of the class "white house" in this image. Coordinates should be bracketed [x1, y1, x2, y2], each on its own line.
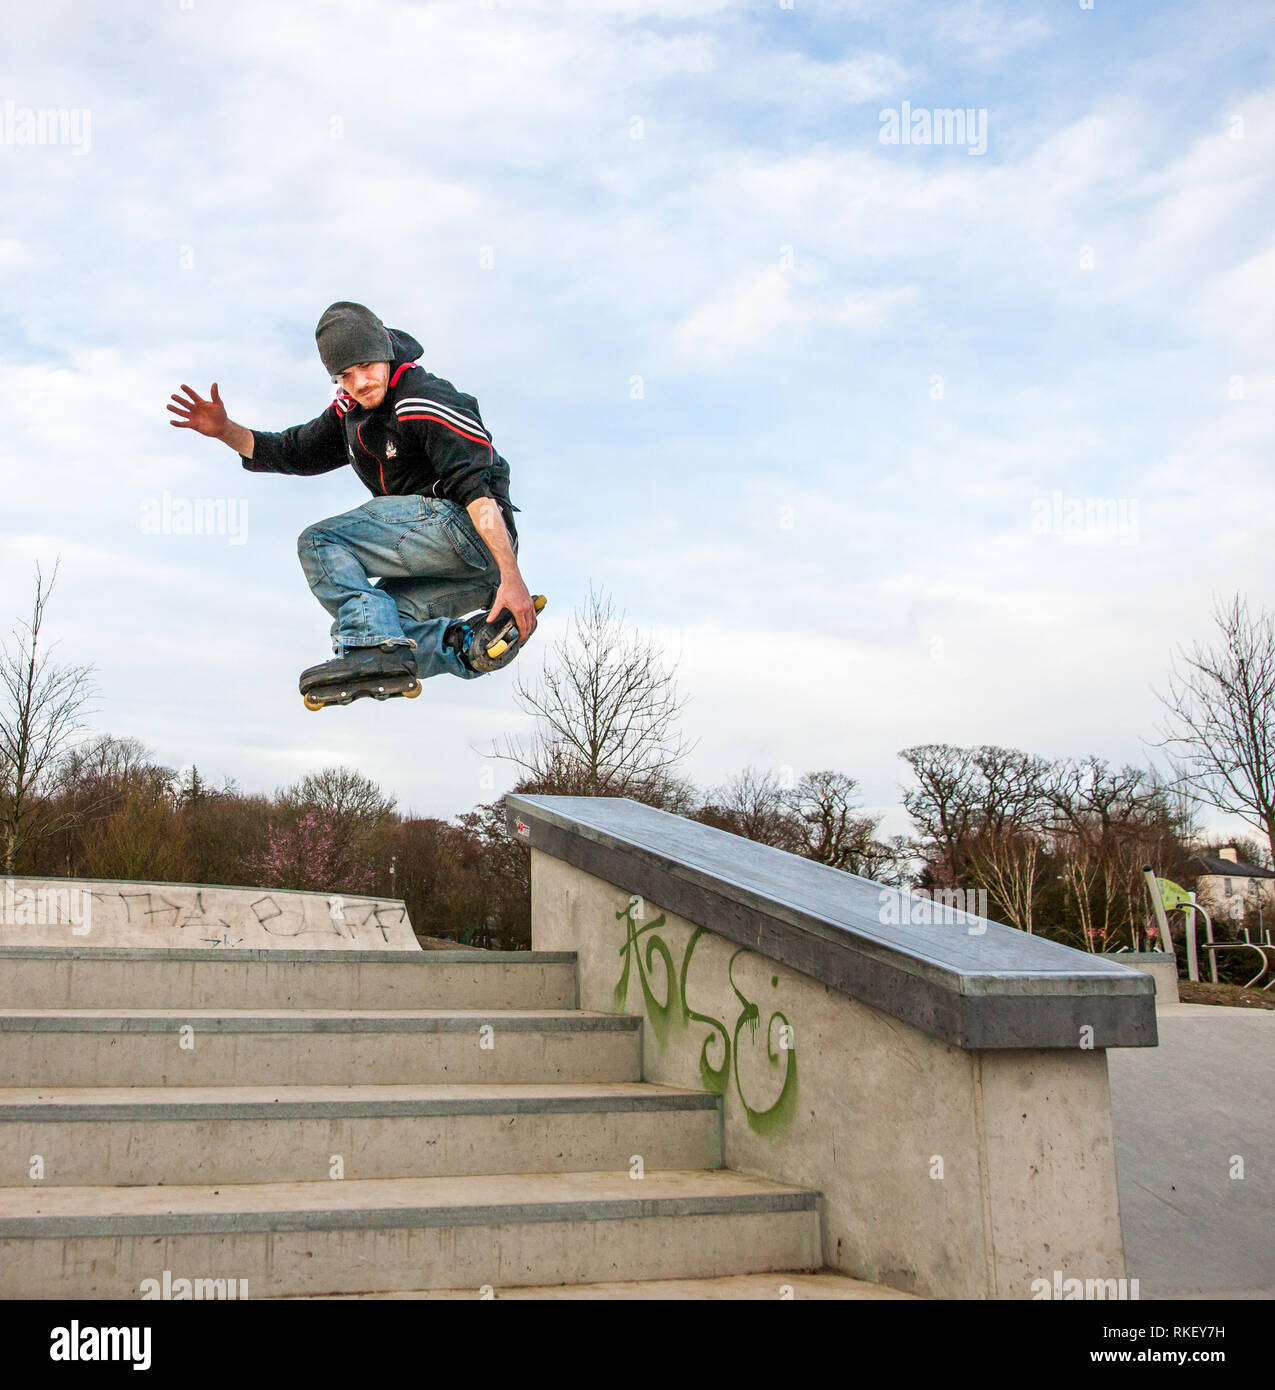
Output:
[1190, 847, 1275, 927]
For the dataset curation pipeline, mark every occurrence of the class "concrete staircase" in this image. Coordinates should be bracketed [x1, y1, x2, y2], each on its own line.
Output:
[0, 946, 904, 1299]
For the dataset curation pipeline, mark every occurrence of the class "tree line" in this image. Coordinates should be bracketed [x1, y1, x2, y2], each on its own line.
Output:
[2, 570, 1271, 971]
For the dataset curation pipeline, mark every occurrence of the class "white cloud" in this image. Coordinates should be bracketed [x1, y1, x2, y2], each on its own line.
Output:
[0, 238, 36, 271]
[1197, 244, 1275, 356]
[2, 0, 1273, 830]
[932, 0, 1052, 66]
[672, 266, 916, 363]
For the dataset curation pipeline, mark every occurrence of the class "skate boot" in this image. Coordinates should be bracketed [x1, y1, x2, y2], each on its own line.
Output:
[299, 642, 420, 711]
[444, 594, 547, 673]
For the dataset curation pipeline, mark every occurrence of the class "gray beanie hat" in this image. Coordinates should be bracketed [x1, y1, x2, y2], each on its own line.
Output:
[315, 301, 394, 376]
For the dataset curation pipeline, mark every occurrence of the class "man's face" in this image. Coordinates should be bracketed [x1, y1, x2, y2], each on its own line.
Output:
[335, 360, 391, 409]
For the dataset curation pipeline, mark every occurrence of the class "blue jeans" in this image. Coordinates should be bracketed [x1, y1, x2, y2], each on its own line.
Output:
[297, 495, 516, 682]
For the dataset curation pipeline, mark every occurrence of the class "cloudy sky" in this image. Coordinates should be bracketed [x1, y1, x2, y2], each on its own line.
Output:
[2, 0, 1272, 841]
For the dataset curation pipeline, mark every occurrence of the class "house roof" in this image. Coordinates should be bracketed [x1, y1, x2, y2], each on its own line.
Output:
[1190, 855, 1275, 879]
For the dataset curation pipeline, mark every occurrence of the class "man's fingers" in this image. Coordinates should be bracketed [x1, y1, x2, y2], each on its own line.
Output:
[179, 383, 203, 403]
[484, 596, 535, 635]
[166, 403, 190, 416]
[210, 382, 222, 403]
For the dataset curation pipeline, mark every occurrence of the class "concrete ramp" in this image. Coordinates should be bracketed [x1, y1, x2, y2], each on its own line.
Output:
[506, 793, 1155, 1299]
[0, 877, 419, 951]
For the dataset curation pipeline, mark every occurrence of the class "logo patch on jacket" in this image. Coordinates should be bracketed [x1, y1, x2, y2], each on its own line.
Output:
[385, 441, 397, 459]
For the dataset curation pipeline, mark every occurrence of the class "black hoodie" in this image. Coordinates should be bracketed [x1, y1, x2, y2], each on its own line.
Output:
[241, 328, 519, 542]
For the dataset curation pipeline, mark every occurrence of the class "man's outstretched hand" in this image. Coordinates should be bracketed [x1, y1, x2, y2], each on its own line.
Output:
[168, 383, 228, 438]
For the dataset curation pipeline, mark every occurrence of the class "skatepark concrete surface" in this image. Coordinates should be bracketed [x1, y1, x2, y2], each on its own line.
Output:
[1107, 1002, 1275, 1299]
[3, 822, 1267, 1300]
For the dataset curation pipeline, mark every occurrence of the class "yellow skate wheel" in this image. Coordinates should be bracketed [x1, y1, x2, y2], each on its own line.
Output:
[404, 681, 422, 698]
[487, 639, 509, 659]
[303, 693, 325, 711]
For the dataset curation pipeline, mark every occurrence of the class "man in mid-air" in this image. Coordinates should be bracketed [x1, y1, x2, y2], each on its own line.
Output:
[169, 301, 539, 703]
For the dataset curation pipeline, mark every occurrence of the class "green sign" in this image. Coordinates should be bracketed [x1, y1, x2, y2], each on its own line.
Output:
[1157, 877, 1192, 911]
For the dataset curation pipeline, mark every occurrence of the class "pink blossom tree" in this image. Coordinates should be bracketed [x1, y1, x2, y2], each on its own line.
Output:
[247, 809, 375, 894]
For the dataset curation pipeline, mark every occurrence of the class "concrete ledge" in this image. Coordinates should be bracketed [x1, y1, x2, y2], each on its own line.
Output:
[0, 1171, 817, 1238]
[0, 878, 419, 951]
[0, 1078, 717, 1123]
[507, 795, 1155, 1050]
[510, 796, 1136, 1298]
[1119, 951, 1181, 1006]
[2, 1207, 822, 1297]
[0, 948, 580, 1012]
[0, 947, 574, 964]
[0, 1082, 724, 1186]
[0, 1010, 639, 1033]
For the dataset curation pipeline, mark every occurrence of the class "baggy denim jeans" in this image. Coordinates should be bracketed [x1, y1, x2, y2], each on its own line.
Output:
[297, 495, 516, 682]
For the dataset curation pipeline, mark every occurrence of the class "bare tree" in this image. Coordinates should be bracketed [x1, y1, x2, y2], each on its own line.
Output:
[487, 583, 699, 809]
[961, 747, 1051, 934]
[903, 742, 1195, 948]
[63, 734, 156, 790]
[178, 783, 273, 889]
[274, 765, 398, 866]
[47, 734, 177, 877]
[783, 769, 908, 882]
[77, 779, 191, 882]
[1042, 758, 1167, 950]
[899, 743, 981, 886]
[786, 769, 860, 862]
[700, 765, 803, 850]
[278, 765, 397, 827]
[1152, 594, 1275, 861]
[900, 744, 1051, 930]
[0, 562, 98, 874]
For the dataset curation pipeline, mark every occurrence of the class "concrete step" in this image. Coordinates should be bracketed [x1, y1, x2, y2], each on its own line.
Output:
[281, 1271, 917, 1299]
[0, 1081, 720, 1185]
[0, 948, 576, 1011]
[0, 1009, 641, 1087]
[0, 1169, 821, 1298]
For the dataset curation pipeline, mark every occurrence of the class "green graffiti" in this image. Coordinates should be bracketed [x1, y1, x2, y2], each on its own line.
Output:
[682, 928, 730, 1092]
[612, 903, 677, 1044]
[613, 904, 797, 1134]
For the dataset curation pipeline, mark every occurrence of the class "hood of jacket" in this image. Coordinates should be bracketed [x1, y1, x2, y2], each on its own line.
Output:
[387, 327, 423, 367]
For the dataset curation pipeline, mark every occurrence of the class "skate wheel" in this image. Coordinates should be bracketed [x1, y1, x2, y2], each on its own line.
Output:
[487, 639, 509, 659]
[533, 594, 547, 613]
[404, 682, 422, 699]
[303, 693, 325, 711]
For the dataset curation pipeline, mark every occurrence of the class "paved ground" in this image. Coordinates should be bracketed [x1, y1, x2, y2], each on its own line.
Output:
[1107, 1003, 1275, 1299]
